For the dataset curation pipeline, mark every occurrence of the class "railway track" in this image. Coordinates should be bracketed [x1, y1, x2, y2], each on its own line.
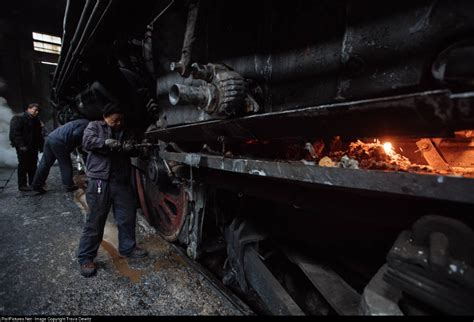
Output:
[169, 243, 255, 316]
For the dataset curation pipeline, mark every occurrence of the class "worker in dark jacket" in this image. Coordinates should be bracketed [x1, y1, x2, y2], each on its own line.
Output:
[9, 103, 44, 191]
[31, 118, 90, 194]
[77, 103, 147, 277]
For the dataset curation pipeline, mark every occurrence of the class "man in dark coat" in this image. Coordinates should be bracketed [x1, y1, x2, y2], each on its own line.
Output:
[31, 118, 90, 194]
[9, 103, 44, 191]
[77, 104, 147, 277]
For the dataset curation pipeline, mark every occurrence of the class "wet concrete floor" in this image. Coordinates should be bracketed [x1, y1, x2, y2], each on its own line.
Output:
[0, 166, 242, 315]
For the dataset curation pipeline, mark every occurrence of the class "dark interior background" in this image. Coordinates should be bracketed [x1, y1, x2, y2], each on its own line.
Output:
[0, 0, 66, 131]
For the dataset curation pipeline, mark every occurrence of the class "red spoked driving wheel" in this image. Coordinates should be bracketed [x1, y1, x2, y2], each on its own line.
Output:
[135, 167, 188, 242]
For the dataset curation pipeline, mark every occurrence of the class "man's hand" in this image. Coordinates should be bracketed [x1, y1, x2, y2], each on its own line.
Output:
[104, 139, 121, 151]
[19, 146, 28, 152]
[121, 140, 137, 153]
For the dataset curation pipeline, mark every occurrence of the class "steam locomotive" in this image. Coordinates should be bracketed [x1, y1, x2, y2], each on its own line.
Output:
[52, 0, 474, 315]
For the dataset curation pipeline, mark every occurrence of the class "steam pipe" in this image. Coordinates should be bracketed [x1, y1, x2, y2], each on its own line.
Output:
[157, 73, 206, 97]
[56, 0, 100, 93]
[61, 0, 113, 94]
[79, 0, 113, 57]
[52, 0, 72, 87]
[57, 0, 112, 95]
[53, 0, 94, 88]
[169, 84, 214, 109]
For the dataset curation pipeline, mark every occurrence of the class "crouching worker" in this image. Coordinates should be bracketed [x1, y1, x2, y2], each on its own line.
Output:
[31, 118, 90, 194]
[77, 103, 147, 277]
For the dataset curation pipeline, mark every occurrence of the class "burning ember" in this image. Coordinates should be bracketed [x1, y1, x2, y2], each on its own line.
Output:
[314, 139, 434, 173]
[346, 140, 431, 172]
[240, 133, 474, 177]
[383, 142, 394, 155]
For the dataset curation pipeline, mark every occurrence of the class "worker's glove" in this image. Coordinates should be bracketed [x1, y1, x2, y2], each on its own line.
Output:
[19, 146, 28, 152]
[122, 140, 136, 153]
[104, 139, 122, 151]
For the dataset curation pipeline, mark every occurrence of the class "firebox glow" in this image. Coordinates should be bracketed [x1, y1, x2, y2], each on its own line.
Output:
[383, 142, 394, 155]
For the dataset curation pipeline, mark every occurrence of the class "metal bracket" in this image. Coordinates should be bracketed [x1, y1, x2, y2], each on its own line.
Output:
[416, 138, 450, 170]
[186, 181, 206, 259]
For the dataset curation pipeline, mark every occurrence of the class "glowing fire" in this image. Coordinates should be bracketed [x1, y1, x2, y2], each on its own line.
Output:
[383, 142, 394, 155]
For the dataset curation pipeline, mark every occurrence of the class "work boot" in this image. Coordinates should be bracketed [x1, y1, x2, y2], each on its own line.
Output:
[18, 185, 31, 192]
[66, 185, 79, 192]
[80, 262, 97, 277]
[120, 246, 148, 259]
[32, 186, 47, 194]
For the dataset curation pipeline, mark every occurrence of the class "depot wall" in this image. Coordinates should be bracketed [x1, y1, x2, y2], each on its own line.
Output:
[0, 14, 62, 132]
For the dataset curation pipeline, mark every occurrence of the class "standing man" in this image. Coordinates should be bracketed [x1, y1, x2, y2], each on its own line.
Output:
[9, 103, 44, 191]
[31, 118, 90, 194]
[77, 103, 147, 277]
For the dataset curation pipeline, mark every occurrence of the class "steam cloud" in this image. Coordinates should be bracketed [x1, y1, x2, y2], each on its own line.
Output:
[0, 97, 18, 168]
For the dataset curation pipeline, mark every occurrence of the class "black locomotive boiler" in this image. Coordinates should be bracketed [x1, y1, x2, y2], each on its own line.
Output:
[52, 0, 474, 315]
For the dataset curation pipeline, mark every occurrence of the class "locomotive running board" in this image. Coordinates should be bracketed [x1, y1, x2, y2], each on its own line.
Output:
[159, 151, 474, 205]
[148, 90, 474, 142]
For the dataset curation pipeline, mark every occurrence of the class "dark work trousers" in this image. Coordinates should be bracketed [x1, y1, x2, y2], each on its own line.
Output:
[16, 148, 38, 187]
[32, 138, 75, 189]
[77, 178, 137, 264]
